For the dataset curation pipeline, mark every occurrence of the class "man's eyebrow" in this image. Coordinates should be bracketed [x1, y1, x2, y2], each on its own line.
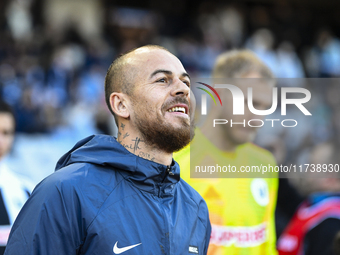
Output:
[150, 69, 191, 80]
[150, 69, 172, 79]
[182, 72, 190, 80]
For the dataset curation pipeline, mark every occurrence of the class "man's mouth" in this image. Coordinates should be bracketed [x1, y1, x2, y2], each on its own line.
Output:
[167, 106, 186, 114]
[166, 104, 188, 115]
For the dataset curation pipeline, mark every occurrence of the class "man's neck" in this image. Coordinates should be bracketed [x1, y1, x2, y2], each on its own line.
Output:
[117, 123, 173, 166]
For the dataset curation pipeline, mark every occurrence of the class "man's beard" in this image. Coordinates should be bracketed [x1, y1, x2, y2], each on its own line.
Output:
[133, 98, 195, 154]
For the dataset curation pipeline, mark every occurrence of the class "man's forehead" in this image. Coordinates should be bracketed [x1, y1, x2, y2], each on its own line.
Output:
[0, 113, 15, 129]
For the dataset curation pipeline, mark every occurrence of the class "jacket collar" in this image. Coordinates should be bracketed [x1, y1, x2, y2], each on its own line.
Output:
[56, 135, 180, 196]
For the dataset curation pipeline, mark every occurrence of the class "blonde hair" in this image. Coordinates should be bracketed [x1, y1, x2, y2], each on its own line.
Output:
[212, 50, 274, 78]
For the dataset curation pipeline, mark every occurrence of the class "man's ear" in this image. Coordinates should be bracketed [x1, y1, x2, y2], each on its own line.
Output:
[109, 92, 130, 119]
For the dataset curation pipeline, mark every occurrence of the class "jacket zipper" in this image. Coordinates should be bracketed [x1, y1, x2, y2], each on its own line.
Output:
[160, 165, 174, 186]
[166, 165, 174, 176]
[158, 165, 173, 254]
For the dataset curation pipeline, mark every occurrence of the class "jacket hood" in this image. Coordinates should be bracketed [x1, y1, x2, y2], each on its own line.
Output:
[55, 135, 180, 196]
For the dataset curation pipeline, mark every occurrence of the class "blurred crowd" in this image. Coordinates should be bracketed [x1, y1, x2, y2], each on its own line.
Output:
[1, 0, 340, 241]
[1, 0, 340, 134]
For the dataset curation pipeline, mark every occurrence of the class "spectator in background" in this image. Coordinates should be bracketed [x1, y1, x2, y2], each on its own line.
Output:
[276, 41, 305, 78]
[0, 100, 34, 255]
[277, 142, 340, 255]
[246, 29, 279, 76]
[317, 29, 340, 78]
[304, 29, 340, 78]
[333, 231, 340, 255]
[175, 50, 278, 254]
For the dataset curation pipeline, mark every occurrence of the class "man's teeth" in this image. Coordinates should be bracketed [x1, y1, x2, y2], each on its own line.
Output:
[167, 107, 186, 113]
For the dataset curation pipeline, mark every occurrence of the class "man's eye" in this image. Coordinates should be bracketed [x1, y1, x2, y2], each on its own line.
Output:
[1, 131, 13, 136]
[157, 78, 167, 83]
[183, 80, 190, 87]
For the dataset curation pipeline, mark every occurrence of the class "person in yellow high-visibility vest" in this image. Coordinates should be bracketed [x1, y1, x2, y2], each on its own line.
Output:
[175, 50, 279, 255]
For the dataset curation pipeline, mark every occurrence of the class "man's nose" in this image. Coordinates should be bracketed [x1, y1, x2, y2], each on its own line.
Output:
[171, 78, 190, 97]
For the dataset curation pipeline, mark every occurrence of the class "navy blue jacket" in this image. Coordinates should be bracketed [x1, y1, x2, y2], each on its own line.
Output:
[4, 135, 211, 255]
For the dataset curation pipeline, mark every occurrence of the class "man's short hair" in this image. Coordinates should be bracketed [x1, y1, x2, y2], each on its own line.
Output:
[0, 100, 15, 117]
[0, 99, 15, 128]
[104, 45, 169, 124]
[212, 49, 274, 78]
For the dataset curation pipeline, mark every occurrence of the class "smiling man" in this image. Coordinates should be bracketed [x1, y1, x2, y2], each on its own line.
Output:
[4, 45, 211, 255]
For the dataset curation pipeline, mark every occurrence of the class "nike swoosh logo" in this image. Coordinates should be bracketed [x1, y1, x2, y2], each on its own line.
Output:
[113, 241, 142, 254]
